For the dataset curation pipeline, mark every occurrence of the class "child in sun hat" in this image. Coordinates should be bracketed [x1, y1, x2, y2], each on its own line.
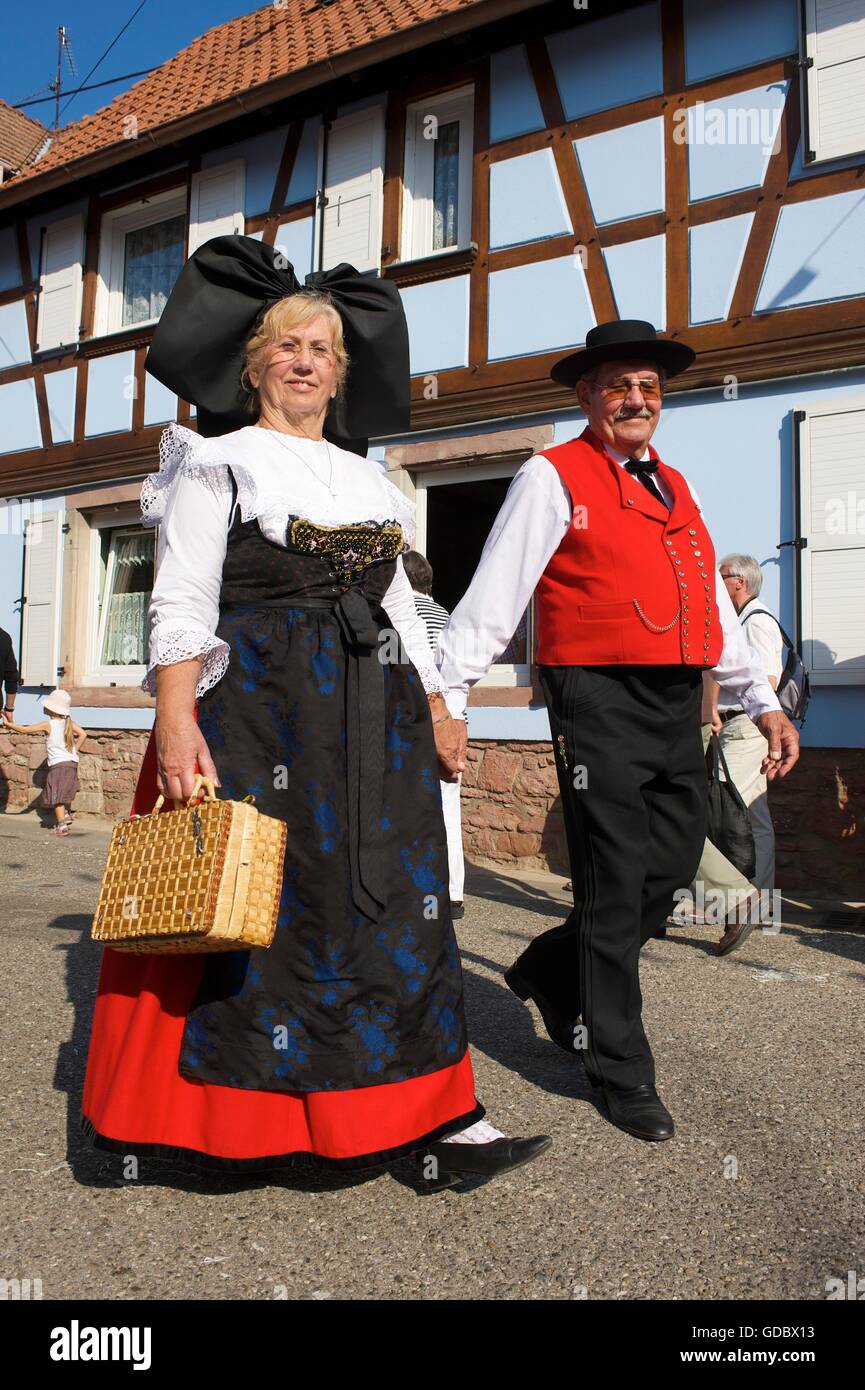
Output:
[1, 689, 88, 835]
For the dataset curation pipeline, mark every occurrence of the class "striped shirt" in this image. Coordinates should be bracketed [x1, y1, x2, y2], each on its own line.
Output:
[411, 589, 450, 659]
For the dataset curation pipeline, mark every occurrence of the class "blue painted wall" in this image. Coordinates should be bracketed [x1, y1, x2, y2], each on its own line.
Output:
[546, 3, 663, 120]
[489, 46, 545, 143]
[683, 0, 798, 84]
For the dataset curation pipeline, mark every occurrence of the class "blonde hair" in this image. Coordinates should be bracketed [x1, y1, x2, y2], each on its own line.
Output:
[240, 292, 350, 417]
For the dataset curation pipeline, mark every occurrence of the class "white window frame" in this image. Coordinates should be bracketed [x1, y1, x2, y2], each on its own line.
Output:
[797, 394, 865, 685]
[414, 458, 533, 689]
[401, 86, 475, 262]
[93, 187, 187, 338]
[801, 0, 865, 164]
[84, 507, 154, 686]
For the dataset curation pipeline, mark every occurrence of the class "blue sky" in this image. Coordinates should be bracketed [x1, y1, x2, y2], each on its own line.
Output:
[5, 1, 262, 128]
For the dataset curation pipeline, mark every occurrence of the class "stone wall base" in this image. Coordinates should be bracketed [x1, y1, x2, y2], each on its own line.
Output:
[1, 730, 862, 898]
[461, 740, 864, 900]
[0, 729, 150, 820]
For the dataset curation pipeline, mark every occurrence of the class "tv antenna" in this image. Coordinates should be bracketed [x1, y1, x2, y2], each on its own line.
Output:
[50, 27, 78, 131]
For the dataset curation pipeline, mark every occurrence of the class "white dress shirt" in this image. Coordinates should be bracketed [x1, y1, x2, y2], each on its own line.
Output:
[717, 596, 784, 712]
[437, 440, 781, 722]
[141, 423, 445, 699]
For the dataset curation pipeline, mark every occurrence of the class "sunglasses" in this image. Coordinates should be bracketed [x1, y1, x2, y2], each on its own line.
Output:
[592, 376, 663, 403]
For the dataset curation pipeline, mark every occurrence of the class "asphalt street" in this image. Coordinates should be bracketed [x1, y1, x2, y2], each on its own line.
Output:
[1, 813, 863, 1301]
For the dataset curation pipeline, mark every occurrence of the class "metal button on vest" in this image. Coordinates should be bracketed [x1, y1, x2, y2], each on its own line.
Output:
[627, 498, 634, 505]
[688, 528, 696, 535]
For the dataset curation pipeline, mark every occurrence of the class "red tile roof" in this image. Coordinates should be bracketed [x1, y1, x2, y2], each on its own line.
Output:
[0, 99, 48, 173]
[3, 0, 488, 190]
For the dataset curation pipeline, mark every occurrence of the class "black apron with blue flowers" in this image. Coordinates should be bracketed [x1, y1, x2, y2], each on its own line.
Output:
[179, 469, 468, 1093]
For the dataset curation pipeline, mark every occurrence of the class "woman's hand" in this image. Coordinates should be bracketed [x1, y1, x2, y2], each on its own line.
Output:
[428, 694, 466, 782]
[154, 711, 220, 803]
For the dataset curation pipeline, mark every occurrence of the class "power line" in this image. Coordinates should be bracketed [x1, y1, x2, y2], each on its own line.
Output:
[60, 0, 151, 122]
[9, 1, 153, 177]
[14, 69, 159, 110]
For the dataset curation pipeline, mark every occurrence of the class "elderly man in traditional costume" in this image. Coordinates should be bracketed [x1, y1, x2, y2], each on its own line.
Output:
[437, 320, 800, 1143]
[81, 236, 550, 1185]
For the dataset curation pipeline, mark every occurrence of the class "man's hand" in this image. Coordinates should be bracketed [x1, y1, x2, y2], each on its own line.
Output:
[754, 710, 799, 779]
[432, 711, 467, 782]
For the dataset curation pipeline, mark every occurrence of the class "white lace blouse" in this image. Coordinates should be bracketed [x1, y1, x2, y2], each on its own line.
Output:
[140, 423, 446, 700]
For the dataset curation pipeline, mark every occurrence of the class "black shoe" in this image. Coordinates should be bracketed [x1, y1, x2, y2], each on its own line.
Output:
[652, 924, 667, 939]
[422, 1134, 552, 1180]
[602, 1083, 674, 1142]
[505, 960, 582, 1057]
[450, 901, 465, 920]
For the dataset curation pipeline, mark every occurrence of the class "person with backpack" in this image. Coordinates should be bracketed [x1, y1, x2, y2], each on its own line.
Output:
[714, 556, 784, 899]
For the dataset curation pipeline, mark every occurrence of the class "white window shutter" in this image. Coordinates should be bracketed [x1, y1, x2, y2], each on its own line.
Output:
[798, 400, 865, 683]
[803, 0, 865, 162]
[188, 160, 245, 255]
[21, 510, 63, 686]
[319, 107, 384, 273]
[35, 216, 83, 352]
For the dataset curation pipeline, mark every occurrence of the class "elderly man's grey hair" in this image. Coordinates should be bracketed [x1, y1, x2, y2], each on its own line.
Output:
[720, 554, 763, 596]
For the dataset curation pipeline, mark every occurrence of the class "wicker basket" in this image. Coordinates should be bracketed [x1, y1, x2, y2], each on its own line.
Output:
[91, 775, 287, 953]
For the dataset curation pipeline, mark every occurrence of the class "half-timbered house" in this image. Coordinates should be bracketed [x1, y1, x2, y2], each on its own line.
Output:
[1, 0, 862, 893]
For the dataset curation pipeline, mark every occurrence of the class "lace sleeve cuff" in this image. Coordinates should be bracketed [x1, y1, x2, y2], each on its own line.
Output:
[141, 627, 230, 699]
[414, 662, 447, 696]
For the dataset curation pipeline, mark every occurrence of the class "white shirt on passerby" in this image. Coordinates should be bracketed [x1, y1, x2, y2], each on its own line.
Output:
[46, 717, 79, 767]
[717, 597, 783, 714]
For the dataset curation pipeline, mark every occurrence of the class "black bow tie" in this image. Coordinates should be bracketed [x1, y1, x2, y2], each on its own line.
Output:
[624, 456, 669, 509]
[624, 456, 659, 475]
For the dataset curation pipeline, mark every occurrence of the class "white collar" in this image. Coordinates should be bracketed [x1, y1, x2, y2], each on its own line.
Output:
[605, 443, 649, 465]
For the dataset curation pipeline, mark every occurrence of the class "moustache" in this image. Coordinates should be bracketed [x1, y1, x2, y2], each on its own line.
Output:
[613, 408, 652, 421]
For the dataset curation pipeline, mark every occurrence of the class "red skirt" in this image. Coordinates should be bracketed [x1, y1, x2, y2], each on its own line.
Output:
[81, 726, 482, 1172]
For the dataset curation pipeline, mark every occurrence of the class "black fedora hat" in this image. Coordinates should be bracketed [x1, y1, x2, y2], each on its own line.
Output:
[550, 320, 695, 388]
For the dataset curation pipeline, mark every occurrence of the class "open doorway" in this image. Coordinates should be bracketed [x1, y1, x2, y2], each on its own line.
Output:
[424, 475, 529, 666]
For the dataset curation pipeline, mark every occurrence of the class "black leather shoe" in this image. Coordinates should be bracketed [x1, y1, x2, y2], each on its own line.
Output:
[450, 901, 465, 920]
[652, 924, 667, 939]
[602, 1084, 674, 1141]
[422, 1134, 552, 1180]
[505, 961, 581, 1056]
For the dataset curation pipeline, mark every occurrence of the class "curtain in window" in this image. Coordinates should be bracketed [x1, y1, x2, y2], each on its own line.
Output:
[123, 215, 186, 326]
[433, 121, 460, 250]
[100, 532, 154, 666]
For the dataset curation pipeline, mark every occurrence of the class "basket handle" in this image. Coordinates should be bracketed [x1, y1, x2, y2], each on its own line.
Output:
[151, 774, 218, 816]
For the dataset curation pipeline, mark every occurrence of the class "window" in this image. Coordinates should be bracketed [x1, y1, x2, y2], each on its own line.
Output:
[796, 398, 865, 684]
[88, 521, 155, 683]
[94, 188, 187, 336]
[801, 0, 865, 163]
[402, 87, 474, 261]
[415, 460, 533, 688]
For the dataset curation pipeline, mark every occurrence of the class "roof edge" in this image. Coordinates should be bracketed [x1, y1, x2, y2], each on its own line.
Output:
[0, 0, 547, 213]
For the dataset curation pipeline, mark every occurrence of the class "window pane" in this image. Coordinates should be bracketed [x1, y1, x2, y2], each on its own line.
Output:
[122, 215, 185, 326]
[432, 120, 460, 250]
[99, 529, 155, 666]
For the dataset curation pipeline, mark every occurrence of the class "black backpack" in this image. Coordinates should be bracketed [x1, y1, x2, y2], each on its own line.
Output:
[741, 609, 811, 724]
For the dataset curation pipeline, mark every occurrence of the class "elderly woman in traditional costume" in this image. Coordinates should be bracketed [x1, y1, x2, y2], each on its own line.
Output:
[81, 237, 549, 1185]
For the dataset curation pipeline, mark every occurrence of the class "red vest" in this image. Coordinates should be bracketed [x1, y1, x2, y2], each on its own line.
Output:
[536, 429, 723, 667]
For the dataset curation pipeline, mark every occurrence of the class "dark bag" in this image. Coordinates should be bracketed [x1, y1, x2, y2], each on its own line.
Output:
[706, 734, 756, 881]
[741, 610, 811, 723]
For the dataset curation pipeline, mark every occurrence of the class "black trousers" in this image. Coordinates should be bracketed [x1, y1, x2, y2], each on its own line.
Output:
[521, 664, 706, 1090]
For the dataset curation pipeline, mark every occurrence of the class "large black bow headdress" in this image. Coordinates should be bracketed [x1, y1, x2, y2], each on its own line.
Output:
[145, 235, 411, 456]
